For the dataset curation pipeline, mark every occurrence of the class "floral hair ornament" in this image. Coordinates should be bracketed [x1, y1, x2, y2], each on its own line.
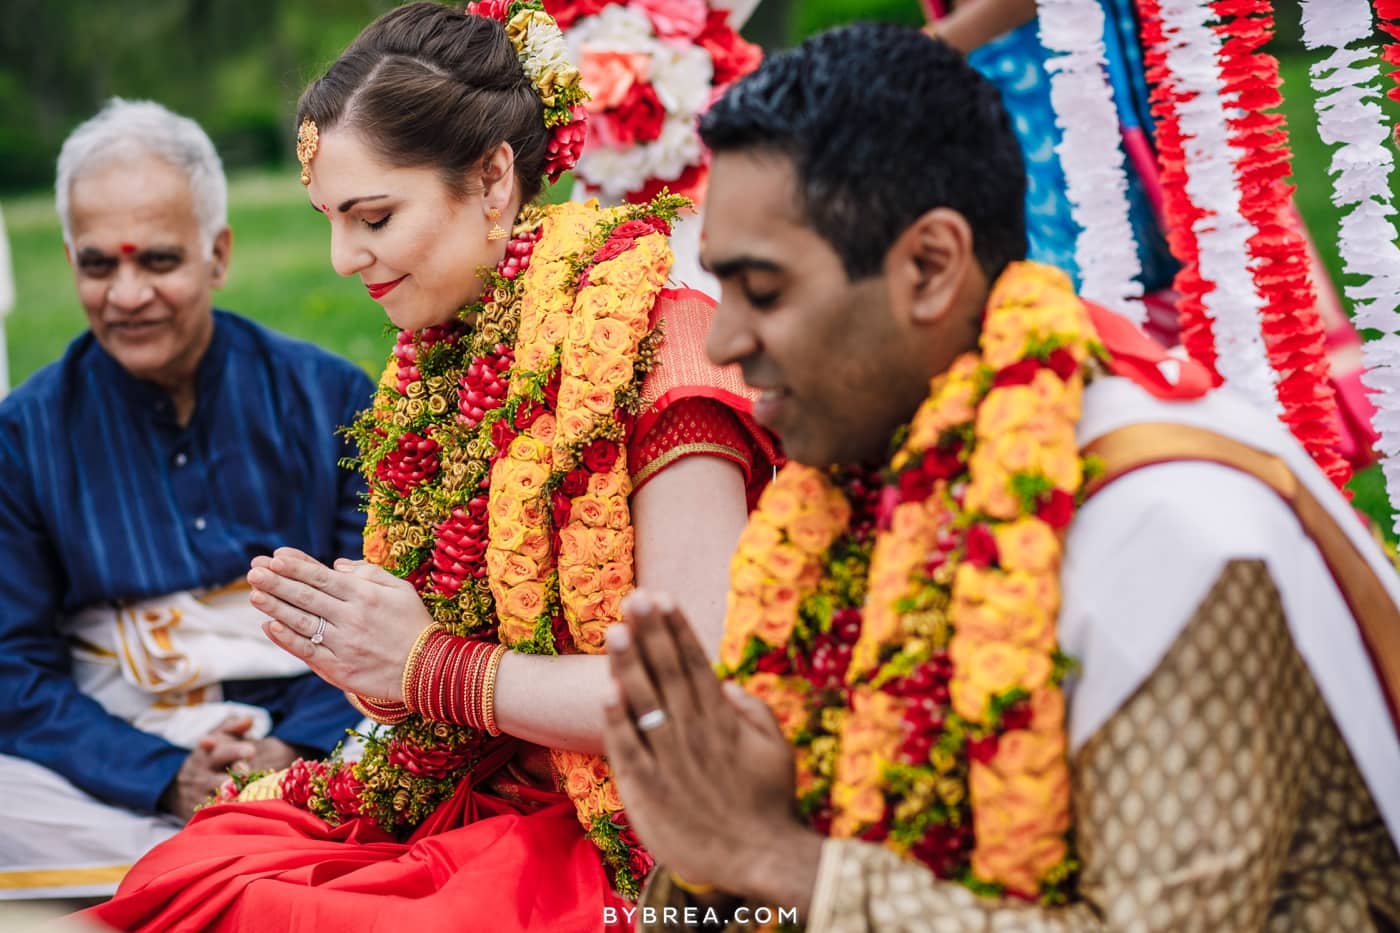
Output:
[465, 0, 589, 182]
[297, 118, 319, 186]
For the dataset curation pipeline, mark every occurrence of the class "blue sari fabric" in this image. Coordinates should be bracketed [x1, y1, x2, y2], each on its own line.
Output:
[967, 1, 1177, 292]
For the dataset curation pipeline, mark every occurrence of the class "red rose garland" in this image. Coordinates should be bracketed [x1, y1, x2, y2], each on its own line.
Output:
[1137, 0, 1219, 378]
[1210, 0, 1349, 487]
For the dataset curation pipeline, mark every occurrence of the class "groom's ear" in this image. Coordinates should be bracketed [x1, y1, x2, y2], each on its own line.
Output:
[884, 207, 978, 329]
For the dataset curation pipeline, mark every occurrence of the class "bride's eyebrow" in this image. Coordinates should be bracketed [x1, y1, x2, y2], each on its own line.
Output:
[338, 194, 390, 212]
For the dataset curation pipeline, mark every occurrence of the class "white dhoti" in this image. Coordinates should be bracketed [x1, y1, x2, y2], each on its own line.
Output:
[0, 582, 313, 900]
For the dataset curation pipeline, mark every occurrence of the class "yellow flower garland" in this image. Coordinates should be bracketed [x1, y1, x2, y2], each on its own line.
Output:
[719, 261, 1098, 901]
[307, 196, 687, 898]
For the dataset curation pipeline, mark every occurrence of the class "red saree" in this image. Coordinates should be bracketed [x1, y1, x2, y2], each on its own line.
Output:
[86, 291, 776, 933]
[89, 744, 630, 932]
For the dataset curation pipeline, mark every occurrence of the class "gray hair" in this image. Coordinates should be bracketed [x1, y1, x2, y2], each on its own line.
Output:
[55, 98, 228, 255]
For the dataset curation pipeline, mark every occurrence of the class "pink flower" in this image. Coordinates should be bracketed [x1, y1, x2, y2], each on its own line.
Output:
[580, 49, 650, 112]
[633, 0, 707, 40]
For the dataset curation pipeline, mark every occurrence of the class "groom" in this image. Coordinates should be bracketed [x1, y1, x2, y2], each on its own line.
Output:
[601, 23, 1400, 931]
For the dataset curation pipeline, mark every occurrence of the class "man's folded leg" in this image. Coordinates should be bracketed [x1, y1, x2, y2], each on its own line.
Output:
[0, 753, 180, 901]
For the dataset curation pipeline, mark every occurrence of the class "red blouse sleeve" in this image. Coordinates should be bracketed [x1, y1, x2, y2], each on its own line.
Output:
[627, 397, 781, 509]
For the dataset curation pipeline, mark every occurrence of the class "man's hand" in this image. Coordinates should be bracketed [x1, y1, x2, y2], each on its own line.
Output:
[601, 591, 825, 914]
[159, 716, 257, 820]
[158, 717, 300, 820]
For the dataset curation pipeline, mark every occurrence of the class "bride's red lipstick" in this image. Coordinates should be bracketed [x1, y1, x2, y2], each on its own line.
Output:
[365, 275, 407, 299]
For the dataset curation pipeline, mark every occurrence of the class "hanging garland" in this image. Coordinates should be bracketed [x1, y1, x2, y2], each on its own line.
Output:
[1037, 0, 1148, 323]
[1137, 0, 1217, 372]
[1141, 0, 1281, 413]
[1211, 0, 1350, 487]
[1350, 0, 1400, 529]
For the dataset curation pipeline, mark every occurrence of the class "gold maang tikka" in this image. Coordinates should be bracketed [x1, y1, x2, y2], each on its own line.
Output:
[296, 118, 319, 186]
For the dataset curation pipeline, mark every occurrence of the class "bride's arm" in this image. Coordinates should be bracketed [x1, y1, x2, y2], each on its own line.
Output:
[493, 455, 747, 753]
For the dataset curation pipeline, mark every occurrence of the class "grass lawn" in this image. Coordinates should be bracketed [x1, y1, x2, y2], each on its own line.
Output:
[1, 46, 1396, 531]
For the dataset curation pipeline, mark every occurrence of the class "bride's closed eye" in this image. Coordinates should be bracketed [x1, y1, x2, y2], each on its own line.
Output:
[363, 213, 391, 231]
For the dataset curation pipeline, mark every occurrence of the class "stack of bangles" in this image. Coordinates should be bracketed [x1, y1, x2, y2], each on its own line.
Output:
[349, 624, 507, 735]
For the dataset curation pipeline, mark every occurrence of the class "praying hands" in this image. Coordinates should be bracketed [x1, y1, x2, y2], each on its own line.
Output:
[601, 591, 827, 917]
[248, 547, 433, 702]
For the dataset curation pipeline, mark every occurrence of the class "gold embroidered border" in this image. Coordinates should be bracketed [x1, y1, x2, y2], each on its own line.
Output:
[0, 864, 131, 889]
[632, 442, 746, 489]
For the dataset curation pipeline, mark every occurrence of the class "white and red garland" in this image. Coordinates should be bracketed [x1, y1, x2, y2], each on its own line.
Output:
[1037, 0, 1148, 324]
[1132, 0, 1350, 487]
[1302, 0, 1400, 525]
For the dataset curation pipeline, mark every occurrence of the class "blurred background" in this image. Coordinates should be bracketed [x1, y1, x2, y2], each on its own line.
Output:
[0, 0, 1394, 524]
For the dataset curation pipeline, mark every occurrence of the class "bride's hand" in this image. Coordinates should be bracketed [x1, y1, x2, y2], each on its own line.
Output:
[247, 547, 430, 701]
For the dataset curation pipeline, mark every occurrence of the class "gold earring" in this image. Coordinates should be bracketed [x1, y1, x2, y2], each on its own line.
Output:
[486, 207, 507, 242]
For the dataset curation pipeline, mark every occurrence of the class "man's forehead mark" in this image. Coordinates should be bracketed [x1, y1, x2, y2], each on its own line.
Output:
[119, 243, 137, 255]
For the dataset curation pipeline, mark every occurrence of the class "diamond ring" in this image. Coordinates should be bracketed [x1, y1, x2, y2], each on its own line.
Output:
[310, 616, 326, 646]
[636, 708, 668, 732]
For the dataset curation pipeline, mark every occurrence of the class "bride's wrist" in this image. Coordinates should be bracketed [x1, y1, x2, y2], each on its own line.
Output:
[400, 628, 507, 734]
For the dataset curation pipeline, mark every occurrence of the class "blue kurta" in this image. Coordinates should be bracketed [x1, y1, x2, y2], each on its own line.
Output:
[0, 310, 374, 813]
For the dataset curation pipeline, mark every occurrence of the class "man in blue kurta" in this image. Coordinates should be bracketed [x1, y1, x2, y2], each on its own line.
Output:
[0, 99, 372, 899]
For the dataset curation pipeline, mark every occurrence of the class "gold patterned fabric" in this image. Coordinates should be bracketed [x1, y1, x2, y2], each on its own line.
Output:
[641, 560, 1400, 931]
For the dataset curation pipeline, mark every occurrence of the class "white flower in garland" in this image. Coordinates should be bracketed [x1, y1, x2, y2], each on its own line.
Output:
[568, 5, 655, 53]
[649, 43, 713, 114]
[1155, 0, 1281, 416]
[1300, 0, 1400, 527]
[1036, 0, 1146, 324]
[519, 17, 572, 82]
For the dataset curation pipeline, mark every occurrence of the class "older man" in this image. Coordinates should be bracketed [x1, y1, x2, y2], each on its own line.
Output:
[600, 25, 1400, 932]
[0, 99, 371, 900]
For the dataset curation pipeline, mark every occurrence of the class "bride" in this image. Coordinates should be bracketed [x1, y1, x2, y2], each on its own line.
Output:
[89, 3, 774, 930]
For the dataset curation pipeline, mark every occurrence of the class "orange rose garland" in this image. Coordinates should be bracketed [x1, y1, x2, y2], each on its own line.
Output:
[719, 261, 1096, 902]
[257, 195, 686, 900]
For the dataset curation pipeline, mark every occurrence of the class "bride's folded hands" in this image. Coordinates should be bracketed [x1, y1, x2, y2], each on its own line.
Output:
[248, 454, 748, 755]
[248, 547, 426, 702]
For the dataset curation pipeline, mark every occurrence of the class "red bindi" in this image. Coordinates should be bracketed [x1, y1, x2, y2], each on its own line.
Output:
[119, 243, 137, 255]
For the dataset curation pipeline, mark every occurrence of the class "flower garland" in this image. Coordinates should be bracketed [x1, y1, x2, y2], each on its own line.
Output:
[1362, 0, 1400, 529]
[1307, 0, 1400, 531]
[1210, 0, 1349, 488]
[1035, 0, 1147, 324]
[468, 0, 590, 182]
[719, 262, 1092, 903]
[259, 195, 686, 899]
[1136, 0, 1215, 375]
[551, 0, 761, 205]
[1139, 0, 1280, 413]
[1135, 0, 1350, 487]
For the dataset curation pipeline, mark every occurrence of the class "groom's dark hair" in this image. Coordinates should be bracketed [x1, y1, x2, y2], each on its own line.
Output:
[700, 23, 1028, 282]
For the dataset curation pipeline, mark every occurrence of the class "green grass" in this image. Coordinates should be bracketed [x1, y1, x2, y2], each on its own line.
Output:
[2, 169, 387, 383]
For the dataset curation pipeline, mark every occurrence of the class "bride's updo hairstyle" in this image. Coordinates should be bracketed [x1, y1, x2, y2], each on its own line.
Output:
[297, 2, 549, 203]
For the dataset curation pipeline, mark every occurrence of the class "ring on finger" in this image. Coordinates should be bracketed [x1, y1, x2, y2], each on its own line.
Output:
[310, 616, 327, 646]
[636, 708, 668, 732]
